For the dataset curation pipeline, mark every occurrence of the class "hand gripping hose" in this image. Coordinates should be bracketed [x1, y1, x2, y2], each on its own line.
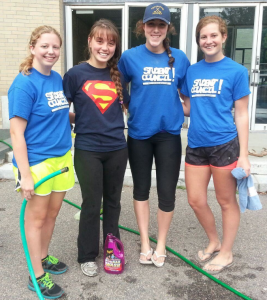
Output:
[20, 167, 69, 300]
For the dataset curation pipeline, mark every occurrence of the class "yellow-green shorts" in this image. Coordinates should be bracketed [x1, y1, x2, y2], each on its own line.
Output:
[13, 150, 75, 196]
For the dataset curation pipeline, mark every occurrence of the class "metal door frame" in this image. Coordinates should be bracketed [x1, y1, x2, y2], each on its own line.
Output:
[251, 3, 267, 130]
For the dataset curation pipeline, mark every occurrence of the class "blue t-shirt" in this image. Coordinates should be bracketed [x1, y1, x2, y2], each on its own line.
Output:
[63, 63, 129, 152]
[181, 57, 251, 148]
[8, 68, 72, 167]
[118, 44, 190, 140]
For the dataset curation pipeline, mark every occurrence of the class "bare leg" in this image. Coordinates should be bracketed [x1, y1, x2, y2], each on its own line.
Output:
[185, 166, 221, 261]
[204, 168, 239, 271]
[41, 191, 66, 259]
[153, 208, 174, 263]
[24, 194, 51, 278]
[134, 199, 152, 261]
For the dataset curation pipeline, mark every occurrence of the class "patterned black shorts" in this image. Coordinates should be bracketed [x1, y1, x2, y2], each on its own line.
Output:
[185, 136, 240, 168]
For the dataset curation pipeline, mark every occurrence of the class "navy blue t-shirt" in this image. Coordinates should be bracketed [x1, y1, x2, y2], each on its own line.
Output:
[63, 63, 129, 152]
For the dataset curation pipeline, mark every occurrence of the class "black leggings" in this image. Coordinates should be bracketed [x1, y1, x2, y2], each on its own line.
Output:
[128, 132, 182, 212]
[74, 147, 128, 263]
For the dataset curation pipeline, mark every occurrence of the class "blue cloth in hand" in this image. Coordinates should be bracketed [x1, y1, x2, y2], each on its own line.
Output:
[231, 167, 262, 213]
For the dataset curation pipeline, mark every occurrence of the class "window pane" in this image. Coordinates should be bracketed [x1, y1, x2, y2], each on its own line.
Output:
[256, 8, 267, 124]
[197, 6, 255, 73]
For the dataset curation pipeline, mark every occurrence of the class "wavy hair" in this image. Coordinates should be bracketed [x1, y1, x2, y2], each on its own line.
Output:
[134, 20, 177, 68]
[19, 25, 62, 75]
[195, 15, 228, 46]
[87, 19, 125, 111]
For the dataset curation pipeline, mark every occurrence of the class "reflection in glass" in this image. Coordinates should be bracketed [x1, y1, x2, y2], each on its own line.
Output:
[198, 7, 255, 74]
[198, 7, 255, 118]
[128, 7, 181, 49]
[256, 7, 267, 124]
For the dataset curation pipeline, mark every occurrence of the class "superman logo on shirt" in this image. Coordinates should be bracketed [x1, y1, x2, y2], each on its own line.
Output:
[82, 80, 118, 114]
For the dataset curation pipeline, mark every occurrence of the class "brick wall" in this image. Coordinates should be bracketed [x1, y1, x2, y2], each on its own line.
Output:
[0, 0, 64, 128]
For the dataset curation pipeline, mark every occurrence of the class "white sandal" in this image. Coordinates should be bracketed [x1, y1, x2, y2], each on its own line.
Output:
[139, 248, 153, 265]
[151, 250, 167, 267]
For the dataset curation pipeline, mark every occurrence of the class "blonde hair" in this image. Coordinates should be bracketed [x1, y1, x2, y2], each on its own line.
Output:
[195, 16, 228, 46]
[19, 25, 62, 75]
[134, 20, 176, 68]
[87, 19, 125, 111]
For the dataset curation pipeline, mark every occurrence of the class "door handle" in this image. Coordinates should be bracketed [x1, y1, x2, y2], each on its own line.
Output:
[251, 69, 260, 86]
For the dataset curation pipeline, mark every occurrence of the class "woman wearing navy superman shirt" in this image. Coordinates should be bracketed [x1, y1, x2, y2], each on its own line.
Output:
[181, 16, 250, 274]
[63, 20, 129, 277]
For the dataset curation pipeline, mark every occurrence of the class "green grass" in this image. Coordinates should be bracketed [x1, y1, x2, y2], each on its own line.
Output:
[176, 185, 187, 190]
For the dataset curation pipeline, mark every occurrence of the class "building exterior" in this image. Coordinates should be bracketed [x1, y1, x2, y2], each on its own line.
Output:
[1, 0, 267, 130]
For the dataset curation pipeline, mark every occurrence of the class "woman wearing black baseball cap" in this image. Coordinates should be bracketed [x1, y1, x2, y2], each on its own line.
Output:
[118, 3, 189, 267]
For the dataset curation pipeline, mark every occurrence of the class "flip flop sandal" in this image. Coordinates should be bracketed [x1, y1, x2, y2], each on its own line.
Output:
[151, 250, 167, 268]
[203, 261, 234, 275]
[195, 249, 219, 263]
[139, 248, 153, 265]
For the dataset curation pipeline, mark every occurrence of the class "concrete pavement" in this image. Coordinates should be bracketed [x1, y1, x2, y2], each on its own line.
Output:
[0, 180, 266, 300]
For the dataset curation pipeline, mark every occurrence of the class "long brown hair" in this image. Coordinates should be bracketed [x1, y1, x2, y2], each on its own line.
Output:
[19, 25, 62, 75]
[134, 20, 176, 68]
[87, 19, 125, 111]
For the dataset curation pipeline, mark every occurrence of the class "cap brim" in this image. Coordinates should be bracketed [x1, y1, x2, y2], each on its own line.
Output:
[143, 16, 170, 25]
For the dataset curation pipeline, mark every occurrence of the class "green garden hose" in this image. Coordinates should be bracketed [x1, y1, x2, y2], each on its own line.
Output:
[15, 160, 252, 299]
[63, 200, 252, 300]
[0, 140, 13, 150]
[20, 167, 69, 300]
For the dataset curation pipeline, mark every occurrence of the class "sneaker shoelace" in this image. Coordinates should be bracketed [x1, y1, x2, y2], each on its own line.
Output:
[45, 255, 59, 265]
[38, 273, 55, 289]
[84, 262, 96, 269]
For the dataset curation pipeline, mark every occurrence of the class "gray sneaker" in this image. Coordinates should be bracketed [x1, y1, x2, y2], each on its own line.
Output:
[81, 262, 98, 277]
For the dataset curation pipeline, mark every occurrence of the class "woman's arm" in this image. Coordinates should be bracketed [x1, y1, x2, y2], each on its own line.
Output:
[68, 100, 75, 124]
[234, 95, 250, 176]
[179, 92, 190, 117]
[69, 112, 75, 124]
[10, 117, 35, 200]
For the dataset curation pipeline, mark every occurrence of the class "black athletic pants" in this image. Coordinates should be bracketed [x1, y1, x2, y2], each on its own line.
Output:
[74, 147, 128, 263]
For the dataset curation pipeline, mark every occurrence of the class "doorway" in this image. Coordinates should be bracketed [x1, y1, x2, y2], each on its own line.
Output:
[65, 5, 124, 70]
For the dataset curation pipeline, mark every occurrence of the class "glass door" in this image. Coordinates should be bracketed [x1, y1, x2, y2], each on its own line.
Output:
[251, 4, 267, 130]
[64, 5, 125, 115]
[65, 5, 125, 70]
[191, 4, 261, 130]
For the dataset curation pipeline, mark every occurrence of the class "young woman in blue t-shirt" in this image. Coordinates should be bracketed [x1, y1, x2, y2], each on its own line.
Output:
[9, 26, 75, 298]
[181, 16, 251, 274]
[118, 3, 190, 267]
[63, 19, 129, 277]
